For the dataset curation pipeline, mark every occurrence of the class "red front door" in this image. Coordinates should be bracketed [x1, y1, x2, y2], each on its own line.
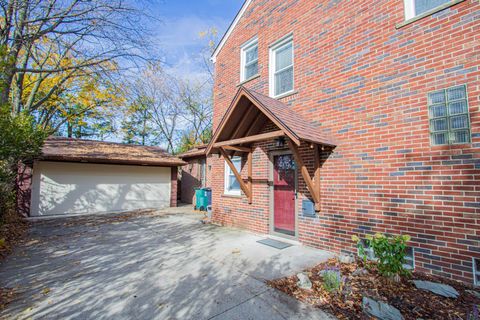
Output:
[273, 154, 296, 236]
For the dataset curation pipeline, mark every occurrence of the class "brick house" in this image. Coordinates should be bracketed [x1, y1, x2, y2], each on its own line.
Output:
[207, 0, 480, 284]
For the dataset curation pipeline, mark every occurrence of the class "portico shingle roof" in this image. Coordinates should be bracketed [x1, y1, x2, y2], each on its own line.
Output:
[207, 87, 336, 154]
[246, 88, 336, 147]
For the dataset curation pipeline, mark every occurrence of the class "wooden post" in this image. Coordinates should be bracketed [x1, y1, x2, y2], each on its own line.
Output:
[287, 139, 320, 205]
[219, 147, 251, 199]
[247, 150, 253, 204]
[314, 144, 321, 212]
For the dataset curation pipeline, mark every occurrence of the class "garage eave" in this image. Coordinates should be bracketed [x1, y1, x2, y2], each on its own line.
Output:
[39, 156, 186, 167]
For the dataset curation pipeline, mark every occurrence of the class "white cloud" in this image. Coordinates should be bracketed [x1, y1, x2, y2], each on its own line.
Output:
[151, 15, 229, 80]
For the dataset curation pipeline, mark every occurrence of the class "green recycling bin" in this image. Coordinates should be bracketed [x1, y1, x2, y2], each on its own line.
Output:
[195, 188, 208, 211]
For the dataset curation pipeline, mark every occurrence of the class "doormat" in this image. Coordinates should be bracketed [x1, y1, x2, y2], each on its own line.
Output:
[257, 238, 292, 249]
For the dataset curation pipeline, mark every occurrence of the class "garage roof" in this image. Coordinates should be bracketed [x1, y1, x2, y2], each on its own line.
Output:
[40, 137, 186, 167]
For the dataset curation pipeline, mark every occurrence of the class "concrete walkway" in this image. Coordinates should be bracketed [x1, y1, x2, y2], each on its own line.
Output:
[0, 209, 335, 319]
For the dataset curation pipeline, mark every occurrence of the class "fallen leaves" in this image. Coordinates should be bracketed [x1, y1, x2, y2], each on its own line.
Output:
[0, 208, 29, 261]
[268, 258, 480, 320]
[0, 287, 16, 311]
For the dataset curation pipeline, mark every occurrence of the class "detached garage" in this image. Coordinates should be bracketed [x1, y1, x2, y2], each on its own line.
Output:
[22, 137, 185, 217]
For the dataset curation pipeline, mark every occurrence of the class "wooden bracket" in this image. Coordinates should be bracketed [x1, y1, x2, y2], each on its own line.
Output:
[287, 139, 321, 210]
[222, 145, 251, 153]
[219, 147, 252, 203]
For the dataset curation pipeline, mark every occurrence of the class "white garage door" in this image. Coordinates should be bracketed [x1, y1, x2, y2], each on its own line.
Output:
[30, 161, 172, 216]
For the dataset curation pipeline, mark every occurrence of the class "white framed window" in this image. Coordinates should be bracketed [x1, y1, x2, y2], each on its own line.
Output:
[404, 0, 451, 20]
[240, 38, 258, 82]
[428, 84, 471, 146]
[224, 156, 242, 195]
[269, 34, 294, 98]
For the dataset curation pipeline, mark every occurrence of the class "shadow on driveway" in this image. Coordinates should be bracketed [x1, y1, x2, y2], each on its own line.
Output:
[0, 210, 335, 319]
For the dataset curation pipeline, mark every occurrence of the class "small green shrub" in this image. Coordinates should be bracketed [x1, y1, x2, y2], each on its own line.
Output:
[321, 266, 344, 293]
[352, 233, 411, 280]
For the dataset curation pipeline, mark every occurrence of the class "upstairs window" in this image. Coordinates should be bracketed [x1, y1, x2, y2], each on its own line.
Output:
[404, 0, 451, 19]
[270, 35, 294, 98]
[240, 38, 258, 82]
[224, 156, 242, 195]
[428, 85, 471, 146]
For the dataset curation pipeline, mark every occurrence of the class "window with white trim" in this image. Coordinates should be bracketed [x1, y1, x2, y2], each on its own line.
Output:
[224, 156, 242, 195]
[269, 35, 294, 97]
[240, 38, 258, 82]
[428, 85, 471, 146]
[404, 0, 451, 19]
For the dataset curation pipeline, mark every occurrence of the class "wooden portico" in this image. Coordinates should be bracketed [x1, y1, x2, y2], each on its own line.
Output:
[207, 87, 336, 211]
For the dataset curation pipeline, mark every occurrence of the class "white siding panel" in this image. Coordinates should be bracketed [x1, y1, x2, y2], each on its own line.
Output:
[30, 162, 171, 216]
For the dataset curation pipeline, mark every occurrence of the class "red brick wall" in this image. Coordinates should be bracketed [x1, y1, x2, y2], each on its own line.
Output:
[212, 0, 480, 283]
[181, 158, 205, 204]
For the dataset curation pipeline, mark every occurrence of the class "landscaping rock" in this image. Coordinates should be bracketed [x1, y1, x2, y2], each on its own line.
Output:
[296, 272, 312, 290]
[362, 296, 404, 320]
[339, 253, 355, 264]
[413, 280, 459, 298]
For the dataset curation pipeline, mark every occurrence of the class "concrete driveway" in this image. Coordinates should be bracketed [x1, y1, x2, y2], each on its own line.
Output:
[0, 209, 335, 320]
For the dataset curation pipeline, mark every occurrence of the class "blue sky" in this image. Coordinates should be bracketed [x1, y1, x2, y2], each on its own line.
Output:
[149, 0, 244, 78]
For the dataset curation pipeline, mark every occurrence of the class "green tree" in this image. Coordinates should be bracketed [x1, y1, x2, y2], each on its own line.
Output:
[121, 100, 157, 146]
[0, 104, 47, 217]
